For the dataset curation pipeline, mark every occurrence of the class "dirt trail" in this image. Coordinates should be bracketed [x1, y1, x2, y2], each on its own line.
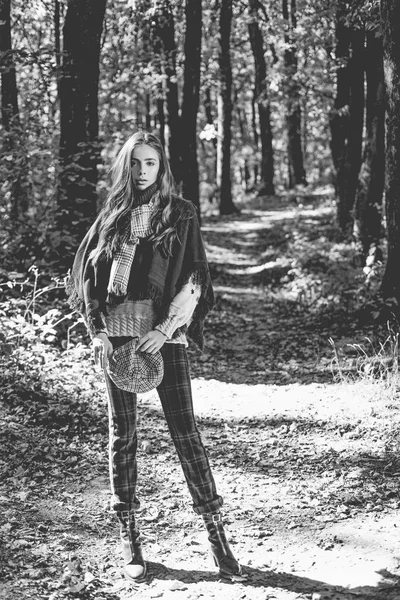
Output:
[1, 195, 400, 599]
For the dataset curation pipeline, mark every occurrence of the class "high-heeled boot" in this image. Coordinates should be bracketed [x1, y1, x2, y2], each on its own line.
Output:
[202, 512, 245, 580]
[118, 511, 147, 583]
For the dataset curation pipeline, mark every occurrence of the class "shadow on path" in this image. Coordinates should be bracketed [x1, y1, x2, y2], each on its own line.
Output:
[147, 562, 400, 599]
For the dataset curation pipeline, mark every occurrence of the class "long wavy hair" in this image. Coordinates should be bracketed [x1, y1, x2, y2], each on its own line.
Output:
[90, 131, 181, 264]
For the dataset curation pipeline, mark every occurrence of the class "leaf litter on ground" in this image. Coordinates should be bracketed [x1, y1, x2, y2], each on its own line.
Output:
[1, 192, 400, 599]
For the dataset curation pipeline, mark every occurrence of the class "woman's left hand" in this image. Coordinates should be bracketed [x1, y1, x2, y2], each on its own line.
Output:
[137, 330, 167, 354]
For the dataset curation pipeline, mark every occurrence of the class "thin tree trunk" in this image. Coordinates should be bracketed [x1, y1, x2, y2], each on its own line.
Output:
[330, 1, 350, 207]
[218, 0, 239, 215]
[344, 29, 365, 224]
[282, 0, 306, 188]
[353, 27, 385, 264]
[237, 103, 251, 192]
[58, 0, 107, 243]
[330, 1, 365, 235]
[145, 92, 151, 129]
[380, 0, 400, 302]
[204, 86, 217, 148]
[157, 93, 166, 147]
[248, 0, 274, 195]
[55, 0, 61, 101]
[0, 0, 18, 131]
[181, 0, 202, 210]
[0, 0, 29, 221]
[152, 0, 181, 183]
[251, 93, 259, 186]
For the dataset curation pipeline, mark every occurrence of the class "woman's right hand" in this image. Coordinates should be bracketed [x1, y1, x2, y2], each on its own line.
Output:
[92, 332, 113, 369]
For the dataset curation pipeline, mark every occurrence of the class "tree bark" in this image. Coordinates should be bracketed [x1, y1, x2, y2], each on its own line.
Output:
[0, 0, 18, 131]
[251, 93, 259, 186]
[145, 92, 151, 129]
[330, 1, 365, 235]
[353, 27, 385, 264]
[181, 0, 202, 210]
[58, 0, 107, 242]
[380, 0, 400, 302]
[157, 93, 166, 147]
[218, 0, 239, 215]
[282, 0, 306, 189]
[329, 1, 350, 197]
[55, 0, 61, 102]
[248, 0, 275, 196]
[151, 0, 181, 183]
[204, 86, 217, 148]
[0, 0, 29, 220]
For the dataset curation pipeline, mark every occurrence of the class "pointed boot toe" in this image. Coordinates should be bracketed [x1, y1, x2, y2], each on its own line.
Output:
[123, 559, 147, 583]
[118, 511, 148, 583]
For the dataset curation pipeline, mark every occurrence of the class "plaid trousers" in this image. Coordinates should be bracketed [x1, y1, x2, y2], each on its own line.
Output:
[104, 338, 223, 516]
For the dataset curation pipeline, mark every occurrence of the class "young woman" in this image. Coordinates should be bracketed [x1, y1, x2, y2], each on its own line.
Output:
[67, 131, 244, 583]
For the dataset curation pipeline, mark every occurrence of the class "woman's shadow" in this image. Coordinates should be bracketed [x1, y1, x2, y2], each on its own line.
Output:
[145, 562, 400, 599]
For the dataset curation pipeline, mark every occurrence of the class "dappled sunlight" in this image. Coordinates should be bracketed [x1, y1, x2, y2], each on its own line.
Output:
[129, 376, 400, 596]
[1, 193, 398, 599]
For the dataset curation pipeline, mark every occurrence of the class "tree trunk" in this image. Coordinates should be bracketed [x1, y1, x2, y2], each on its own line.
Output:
[237, 103, 251, 192]
[380, 0, 400, 302]
[353, 27, 385, 264]
[0, 0, 29, 221]
[152, 0, 181, 183]
[251, 93, 259, 187]
[248, 0, 275, 196]
[55, 0, 61, 102]
[218, 0, 239, 215]
[157, 93, 166, 147]
[329, 1, 350, 201]
[145, 92, 151, 129]
[181, 0, 202, 210]
[58, 0, 106, 242]
[330, 1, 365, 235]
[204, 86, 217, 148]
[0, 0, 18, 131]
[282, 0, 306, 189]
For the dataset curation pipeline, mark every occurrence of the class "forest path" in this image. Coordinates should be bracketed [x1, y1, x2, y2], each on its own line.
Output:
[1, 193, 400, 599]
[193, 192, 362, 388]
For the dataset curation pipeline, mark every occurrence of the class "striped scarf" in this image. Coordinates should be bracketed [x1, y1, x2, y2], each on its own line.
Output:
[107, 196, 157, 296]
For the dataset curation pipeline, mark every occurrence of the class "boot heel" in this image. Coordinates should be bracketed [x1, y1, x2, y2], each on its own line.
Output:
[203, 512, 247, 581]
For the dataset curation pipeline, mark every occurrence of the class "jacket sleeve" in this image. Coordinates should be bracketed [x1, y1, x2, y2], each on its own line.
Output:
[66, 216, 109, 338]
[82, 261, 108, 337]
[155, 275, 201, 338]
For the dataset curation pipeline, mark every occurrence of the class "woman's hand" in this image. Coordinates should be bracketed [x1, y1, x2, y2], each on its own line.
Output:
[92, 332, 113, 369]
[137, 330, 166, 354]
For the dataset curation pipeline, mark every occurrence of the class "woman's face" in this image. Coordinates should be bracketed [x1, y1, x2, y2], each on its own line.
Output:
[131, 144, 160, 190]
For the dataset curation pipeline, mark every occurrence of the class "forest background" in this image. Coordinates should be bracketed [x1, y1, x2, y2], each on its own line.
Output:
[2, 0, 400, 598]
[0, 0, 399, 281]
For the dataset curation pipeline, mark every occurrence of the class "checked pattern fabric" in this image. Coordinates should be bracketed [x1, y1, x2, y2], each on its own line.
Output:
[107, 199, 156, 296]
[107, 338, 164, 393]
[104, 339, 224, 516]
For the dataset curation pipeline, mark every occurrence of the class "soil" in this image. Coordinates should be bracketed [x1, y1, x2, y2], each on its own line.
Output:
[1, 193, 400, 600]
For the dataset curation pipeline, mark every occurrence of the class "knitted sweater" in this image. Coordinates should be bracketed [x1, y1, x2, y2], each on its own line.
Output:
[94, 183, 201, 345]
[103, 277, 201, 345]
